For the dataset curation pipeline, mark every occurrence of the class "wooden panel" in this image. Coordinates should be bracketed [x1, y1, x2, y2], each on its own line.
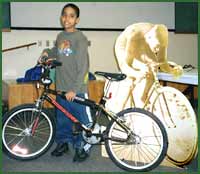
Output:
[8, 83, 36, 109]
[3, 80, 55, 109]
[88, 80, 105, 103]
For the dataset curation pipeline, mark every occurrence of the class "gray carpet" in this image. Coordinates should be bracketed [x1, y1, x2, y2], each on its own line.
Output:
[2, 142, 197, 173]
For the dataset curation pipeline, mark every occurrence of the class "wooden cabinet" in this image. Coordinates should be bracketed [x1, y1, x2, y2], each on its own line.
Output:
[160, 80, 198, 100]
[159, 80, 198, 109]
[9, 83, 36, 107]
[3, 80, 55, 109]
[3, 80, 105, 110]
[3, 79, 196, 110]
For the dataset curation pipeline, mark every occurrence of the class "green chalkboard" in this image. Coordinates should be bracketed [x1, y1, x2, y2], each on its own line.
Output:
[175, 2, 198, 33]
[2, 2, 11, 29]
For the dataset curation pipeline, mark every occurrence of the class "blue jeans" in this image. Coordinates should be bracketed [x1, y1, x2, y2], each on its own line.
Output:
[55, 93, 92, 149]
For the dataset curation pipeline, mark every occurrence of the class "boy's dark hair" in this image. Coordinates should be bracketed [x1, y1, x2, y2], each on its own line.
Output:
[61, 3, 80, 18]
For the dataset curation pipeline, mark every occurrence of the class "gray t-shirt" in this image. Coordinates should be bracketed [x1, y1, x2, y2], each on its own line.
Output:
[45, 30, 89, 93]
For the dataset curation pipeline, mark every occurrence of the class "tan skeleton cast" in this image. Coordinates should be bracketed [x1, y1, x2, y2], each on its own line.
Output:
[113, 22, 182, 109]
[106, 23, 197, 166]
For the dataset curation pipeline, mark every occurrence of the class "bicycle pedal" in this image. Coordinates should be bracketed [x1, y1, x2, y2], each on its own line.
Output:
[72, 131, 81, 135]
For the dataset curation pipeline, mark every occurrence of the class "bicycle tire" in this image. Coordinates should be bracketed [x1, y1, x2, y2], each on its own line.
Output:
[150, 86, 198, 166]
[2, 104, 56, 160]
[105, 108, 168, 172]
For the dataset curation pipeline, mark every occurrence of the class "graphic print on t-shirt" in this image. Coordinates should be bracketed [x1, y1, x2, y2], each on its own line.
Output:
[58, 40, 73, 56]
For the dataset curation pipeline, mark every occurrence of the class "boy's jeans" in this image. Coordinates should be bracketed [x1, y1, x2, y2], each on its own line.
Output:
[55, 93, 92, 149]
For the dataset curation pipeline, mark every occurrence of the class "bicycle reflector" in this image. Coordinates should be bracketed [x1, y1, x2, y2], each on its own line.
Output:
[108, 92, 112, 99]
[12, 145, 28, 155]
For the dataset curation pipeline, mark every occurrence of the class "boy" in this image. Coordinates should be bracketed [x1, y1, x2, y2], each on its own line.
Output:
[39, 3, 92, 162]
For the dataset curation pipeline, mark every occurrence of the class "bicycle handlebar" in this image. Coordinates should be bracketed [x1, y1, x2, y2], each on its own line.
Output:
[146, 61, 180, 71]
[49, 60, 62, 67]
[146, 62, 165, 71]
[131, 62, 165, 86]
[38, 56, 62, 68]
[36, 56, 62, 86]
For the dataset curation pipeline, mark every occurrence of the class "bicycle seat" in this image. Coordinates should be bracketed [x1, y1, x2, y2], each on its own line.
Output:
[95, 71, 126, 81]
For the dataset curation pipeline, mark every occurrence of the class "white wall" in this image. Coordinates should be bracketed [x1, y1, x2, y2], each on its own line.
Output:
[11, 2, 174, 29]
[2, 30, 198, 80]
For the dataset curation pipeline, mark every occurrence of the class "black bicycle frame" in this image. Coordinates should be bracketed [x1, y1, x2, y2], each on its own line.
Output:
[36, 85, 133, 142]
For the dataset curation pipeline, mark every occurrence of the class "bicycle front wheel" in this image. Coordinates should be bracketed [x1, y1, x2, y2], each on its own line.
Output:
[2, 104, 55, 160]
[105, 108, 168, 172]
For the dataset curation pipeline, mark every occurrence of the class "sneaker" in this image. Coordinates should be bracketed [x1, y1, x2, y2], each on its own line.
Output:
[73, 148, 89, 162]
[51, 143, 69, 157]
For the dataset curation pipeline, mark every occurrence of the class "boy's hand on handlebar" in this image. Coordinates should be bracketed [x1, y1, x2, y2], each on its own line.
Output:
[38, 52, 49, 64]
[46, 58, 57, 63]
[38, 52, 56, 65]
[65, 91, 76, 101]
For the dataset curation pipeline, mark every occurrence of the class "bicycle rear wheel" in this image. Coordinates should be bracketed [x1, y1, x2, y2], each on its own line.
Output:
[2, 104, 55, 160]
[150, 86, 198, 166]
[105, 108, 168, 172]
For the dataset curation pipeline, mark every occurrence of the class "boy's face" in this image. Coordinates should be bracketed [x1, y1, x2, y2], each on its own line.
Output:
[61, 7, 79, 32]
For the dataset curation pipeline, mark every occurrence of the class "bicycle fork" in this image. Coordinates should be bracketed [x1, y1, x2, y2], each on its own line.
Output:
[143, 83, 176, 128]
[30, 98, 44, 136]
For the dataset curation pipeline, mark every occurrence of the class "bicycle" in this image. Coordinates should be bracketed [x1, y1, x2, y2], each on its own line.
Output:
[105, 62, 198, 167]
[2, 59, 168, 172]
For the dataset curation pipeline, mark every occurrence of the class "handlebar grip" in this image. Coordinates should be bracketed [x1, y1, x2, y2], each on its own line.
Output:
[51, 60, 62, 67]
[41, 55, 49, 62]
[39, 57, 62, 68]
